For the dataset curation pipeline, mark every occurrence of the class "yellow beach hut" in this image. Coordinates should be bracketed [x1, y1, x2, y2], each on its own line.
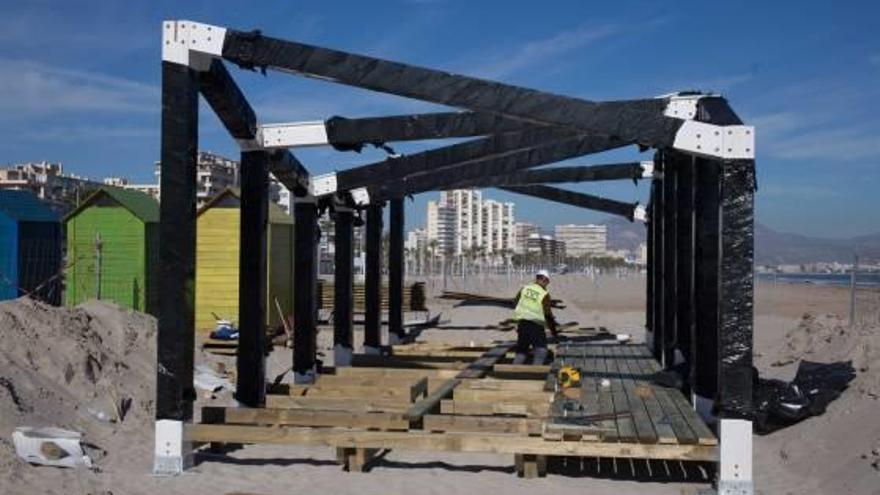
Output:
[195, 188, 294, 334]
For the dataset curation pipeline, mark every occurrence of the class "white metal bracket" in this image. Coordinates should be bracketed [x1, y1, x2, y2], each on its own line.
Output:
[350, 188, 370, 206]
[718, 419, 754, 495]
[259, 122, 329, 148]
[662, 94, 707, 120]
[162, 20, 226, 67]
[673, 121, 755, 160]
[311, 172, 338, 196]
[153, 420, 192, 476]
[633, 204, 647, 223]
[639, 160, 654, 179]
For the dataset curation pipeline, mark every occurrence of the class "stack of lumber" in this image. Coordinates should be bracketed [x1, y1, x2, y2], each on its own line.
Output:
[317, 281, 427, 311]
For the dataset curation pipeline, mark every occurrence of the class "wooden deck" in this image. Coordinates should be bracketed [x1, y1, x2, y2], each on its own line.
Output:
[189, 341, 717, 477]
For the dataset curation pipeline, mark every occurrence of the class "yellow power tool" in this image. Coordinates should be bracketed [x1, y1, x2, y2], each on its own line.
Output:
[557, 365, 581, 389]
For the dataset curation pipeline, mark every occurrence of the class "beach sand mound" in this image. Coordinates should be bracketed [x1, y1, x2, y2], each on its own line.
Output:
[755, 312, 880, 494]
[0, 297, 157, 488]
[773, 313, 879, 399]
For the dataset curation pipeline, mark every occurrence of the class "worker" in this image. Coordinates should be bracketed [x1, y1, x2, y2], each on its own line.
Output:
[512, 269, 558, 365]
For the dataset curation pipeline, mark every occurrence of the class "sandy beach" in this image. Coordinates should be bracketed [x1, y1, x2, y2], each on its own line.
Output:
[2, 274, 878, 495]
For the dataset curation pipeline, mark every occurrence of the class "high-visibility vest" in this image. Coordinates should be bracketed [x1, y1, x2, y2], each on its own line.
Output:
[513, 283, 547, 324]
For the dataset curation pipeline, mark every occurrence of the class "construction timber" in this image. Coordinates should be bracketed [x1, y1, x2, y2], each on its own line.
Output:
[191, 341, 717, 477]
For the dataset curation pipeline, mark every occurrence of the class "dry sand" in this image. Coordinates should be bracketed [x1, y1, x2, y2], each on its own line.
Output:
[1, 274, 878, 495]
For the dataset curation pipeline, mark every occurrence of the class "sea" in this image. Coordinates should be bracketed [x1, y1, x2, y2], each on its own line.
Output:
[757, 272, 880, 288]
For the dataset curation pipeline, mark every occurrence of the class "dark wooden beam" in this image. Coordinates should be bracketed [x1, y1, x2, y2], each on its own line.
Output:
[333, 208, 354, 365]
[221, 31, 683, 147]
[293, 199, 318, 379]
[662, 154, 678, 368]
[500, 185, 638, 221]
[717, 160, 756, 416]
[157, 61, 198, 421]
[325, 112, 528, 149]
[363, 203, 383, 351]
[236, 150, 269, 406]
[369, 134, 629, 201]
[388, 198, 405, 342]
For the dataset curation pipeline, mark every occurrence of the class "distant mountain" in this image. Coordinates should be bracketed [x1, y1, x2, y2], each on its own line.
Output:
[602, 216, 879, 264]
[605, 216, 646, 252]
[755, 224, 879, 265]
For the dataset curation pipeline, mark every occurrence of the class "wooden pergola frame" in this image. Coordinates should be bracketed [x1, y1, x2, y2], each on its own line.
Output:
[155, 20, 757, 492]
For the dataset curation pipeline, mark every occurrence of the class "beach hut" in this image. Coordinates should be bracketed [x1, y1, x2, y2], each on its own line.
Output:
[0, 190, 62, 304]
[195, 188, 294, 333]
[64, 187, 159, 314]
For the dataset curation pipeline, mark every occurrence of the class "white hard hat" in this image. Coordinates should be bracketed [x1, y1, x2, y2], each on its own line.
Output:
[536, 269, 551, 280]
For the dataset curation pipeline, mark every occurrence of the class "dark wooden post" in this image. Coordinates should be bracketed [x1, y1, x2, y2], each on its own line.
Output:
[333, 207, 355, 366]
[662, 155, 678, 368]
[717, 160, 756, 416]
[236, 150, 269, 406]
[156, 61, 198, 421]
[694, 158, 721, 406]
[388, 197, 405, 344]
[645, 180, 655, 355]
[293, 198, 318, 382]
[675, 156, 696, 395]
[364, 203, 384, 352]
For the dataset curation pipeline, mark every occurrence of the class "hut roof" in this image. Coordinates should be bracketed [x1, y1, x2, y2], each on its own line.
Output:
[65, 187, 160, 223]
[197, 188, 292, 224]
[0, 190, 60, 222]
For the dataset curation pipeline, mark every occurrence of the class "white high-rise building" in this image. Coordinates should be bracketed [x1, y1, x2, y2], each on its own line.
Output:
[514, 222, 540, 254]
[553, 224, 607, 257]
[426, 200, 456, 256]
[440, 189, 483, 256]
[481, 200, 516, 257]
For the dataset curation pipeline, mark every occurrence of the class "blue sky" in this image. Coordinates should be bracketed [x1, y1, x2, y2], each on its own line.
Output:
[0, 0, 877, 237]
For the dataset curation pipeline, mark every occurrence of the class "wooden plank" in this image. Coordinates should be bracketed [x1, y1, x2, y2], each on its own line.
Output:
[265, 395, 410, 412]
[423, 415, 542, 435]
[406, 378, 460, 423]
[453, 388, 552, 403]
[284, 376, 429, 402]
[187, 424, 719, 461]
[351, 355, 470, 370]
[602, 345, 636, 442]
[456, 343, 514, 379]
[623, 345, 698, 445]
[203, 406, 409, 430]
[491, 364, 551, 379]
[631, 345, 717, 446]
[459, 379, 547, 392]
[333, 367, 461, 380]
[591, 344, 619, 441]
[440, 399, 549, 417]
[618, 346, 676, 444]
[609, 344, 659, 443]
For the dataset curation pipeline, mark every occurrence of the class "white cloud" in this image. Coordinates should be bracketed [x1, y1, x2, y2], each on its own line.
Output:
[760, 184, 841, 199]
[0, 59, 158, 116]
[462, 24, 618, 80]
[768, 127, 880, 161]
[15, 125, 156, 142]
[746, 79, 879, 162]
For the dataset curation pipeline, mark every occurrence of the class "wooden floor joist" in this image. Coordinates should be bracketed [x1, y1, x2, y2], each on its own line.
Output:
[423, 414, 543, 435]
[203, 406, 410, 430]
[265, 395, 411, 412]
[186, 424, 719, 461]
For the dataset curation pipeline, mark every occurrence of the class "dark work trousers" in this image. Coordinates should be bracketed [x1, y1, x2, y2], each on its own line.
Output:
[513, 320, 548, 365]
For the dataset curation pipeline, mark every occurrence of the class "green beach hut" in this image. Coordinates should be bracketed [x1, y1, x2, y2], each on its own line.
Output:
[64, 187, 159, 314]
